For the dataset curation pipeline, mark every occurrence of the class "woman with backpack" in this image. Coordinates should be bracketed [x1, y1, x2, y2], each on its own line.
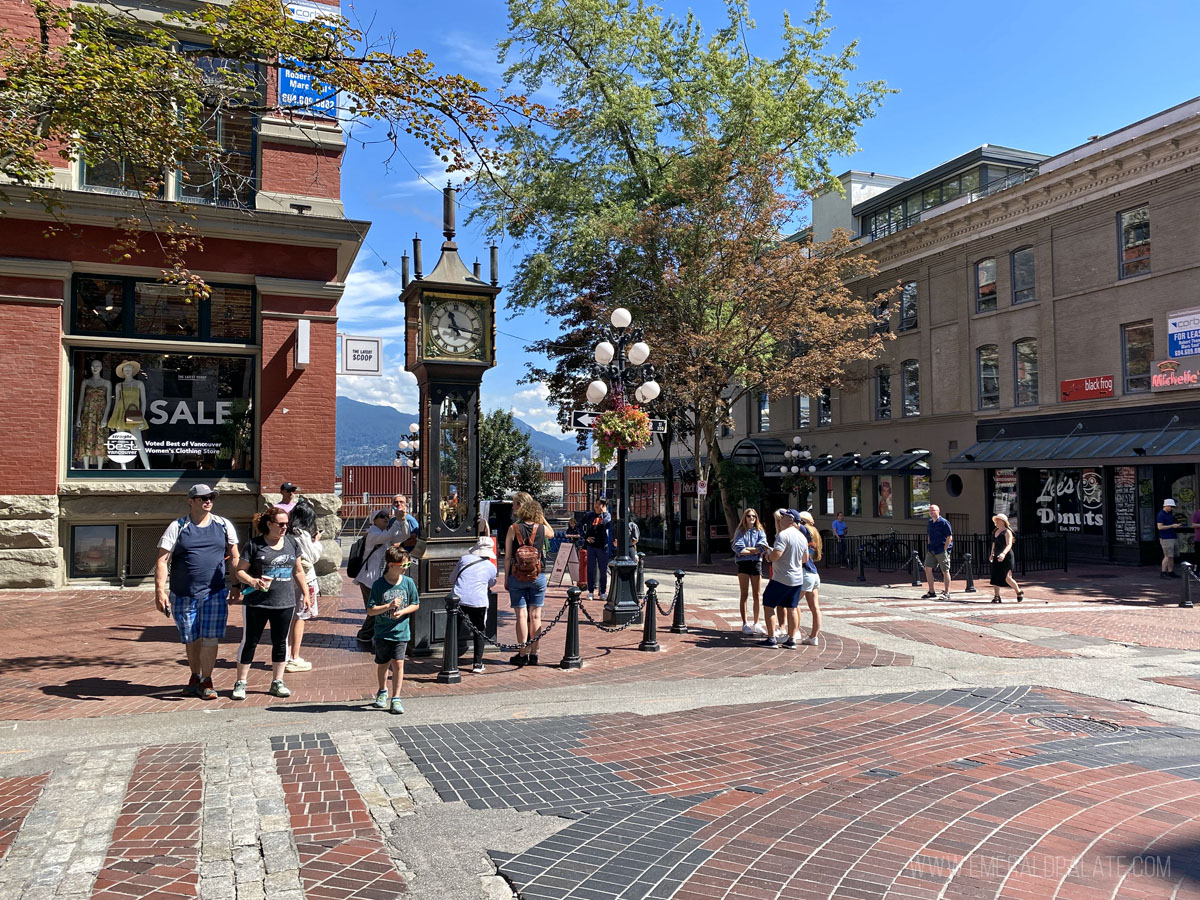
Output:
[505, 491, 549, 667]
[352, 510, 412, 647]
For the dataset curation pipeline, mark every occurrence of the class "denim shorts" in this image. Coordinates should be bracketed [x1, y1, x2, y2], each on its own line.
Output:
[802, 570, 821, 593]
[508, 573, 547, 609]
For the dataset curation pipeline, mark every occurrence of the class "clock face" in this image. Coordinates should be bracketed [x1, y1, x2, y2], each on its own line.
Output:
[428, 300, 484, 357]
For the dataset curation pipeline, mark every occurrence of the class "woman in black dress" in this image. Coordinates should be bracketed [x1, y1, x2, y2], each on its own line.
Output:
[987, 513, 1024, 603]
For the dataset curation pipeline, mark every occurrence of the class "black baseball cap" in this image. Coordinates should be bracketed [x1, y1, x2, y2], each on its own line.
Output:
[280, 482, 299, 492]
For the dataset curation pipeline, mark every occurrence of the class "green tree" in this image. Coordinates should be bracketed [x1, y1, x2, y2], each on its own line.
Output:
[479, 409, 549, 503]
[0, 0, 548, 293]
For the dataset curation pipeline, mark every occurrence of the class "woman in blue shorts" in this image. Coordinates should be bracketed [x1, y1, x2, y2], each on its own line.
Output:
[796, 511, 823, 646]
[759, 509, 809, 650]
[505, 491, 549, 667]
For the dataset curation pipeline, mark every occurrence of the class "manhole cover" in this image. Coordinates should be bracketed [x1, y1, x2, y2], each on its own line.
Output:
[1027, 715, 1122, 735]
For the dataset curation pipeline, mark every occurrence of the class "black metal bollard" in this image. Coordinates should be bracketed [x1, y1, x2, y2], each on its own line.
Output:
[962, 552, 977, 593]
[856, 541, 867, 583]
[639, 579, 661, 652]
[436, 594, 462, 684]
[1181, 563, 1195, 609]
[909, 550, 922, 587]
[636, 552, 646, 600]
[670, 568, 688, 634]
[560, 587, 582, 669]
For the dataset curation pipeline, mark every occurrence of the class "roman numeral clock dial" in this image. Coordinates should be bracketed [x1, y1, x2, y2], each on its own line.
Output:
[428, 299, 484, 358]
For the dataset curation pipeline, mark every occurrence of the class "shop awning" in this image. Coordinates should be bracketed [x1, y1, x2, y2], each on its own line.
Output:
[808, 450, 931, 477]
[948, 427, 1200, 468]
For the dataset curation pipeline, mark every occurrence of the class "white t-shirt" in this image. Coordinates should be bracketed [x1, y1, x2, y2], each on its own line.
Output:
[770, 526, 809, 587]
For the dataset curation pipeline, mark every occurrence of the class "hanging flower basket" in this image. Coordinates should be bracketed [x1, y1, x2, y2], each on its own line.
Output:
[594, 405, 652, 466]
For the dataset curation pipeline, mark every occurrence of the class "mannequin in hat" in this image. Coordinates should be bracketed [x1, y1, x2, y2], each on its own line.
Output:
[75, 359, 113, 469]
[106, 360, 150, 469]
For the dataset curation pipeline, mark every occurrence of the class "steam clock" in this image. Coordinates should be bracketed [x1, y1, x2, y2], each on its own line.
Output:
[400, 185, 499, 654]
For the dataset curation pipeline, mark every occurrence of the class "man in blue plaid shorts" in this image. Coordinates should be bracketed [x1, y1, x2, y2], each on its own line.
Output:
[155, 484, 240, 700]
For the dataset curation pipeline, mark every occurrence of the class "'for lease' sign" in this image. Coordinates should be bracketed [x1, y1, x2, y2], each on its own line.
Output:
[1168, 306, 1200, 358]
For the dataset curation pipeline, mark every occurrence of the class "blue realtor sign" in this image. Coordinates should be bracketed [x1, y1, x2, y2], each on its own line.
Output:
[1168, 306, 1200, 358]
[280, 1, 338, 118]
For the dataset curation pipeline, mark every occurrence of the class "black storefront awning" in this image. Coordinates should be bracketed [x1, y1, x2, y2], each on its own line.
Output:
[808, 450, 931, 477]
[949, 427, 1200, 468]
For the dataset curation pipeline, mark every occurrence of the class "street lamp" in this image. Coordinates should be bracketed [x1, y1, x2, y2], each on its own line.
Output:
[395, 422, 421, 506]
[590, 306, 660, 624]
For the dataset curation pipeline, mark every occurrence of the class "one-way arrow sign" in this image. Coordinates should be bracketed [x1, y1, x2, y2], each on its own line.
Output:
[572, 409, 667, 433]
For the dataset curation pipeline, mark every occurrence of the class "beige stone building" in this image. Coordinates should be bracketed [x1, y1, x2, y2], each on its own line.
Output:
[723, 96, 1200, 565]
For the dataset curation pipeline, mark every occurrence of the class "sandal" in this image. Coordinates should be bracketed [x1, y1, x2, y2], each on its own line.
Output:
[1016, 591, 1024, 603]
[991, 595, 1002, 603]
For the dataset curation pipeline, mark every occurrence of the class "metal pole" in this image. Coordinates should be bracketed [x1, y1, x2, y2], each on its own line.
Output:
[856, 539, 867, 582]
[560, 587, 582, 669]
[436, 595, 462, 684]
[636, 551, 645, 599]
[909, 550, 922, 587]
[963, 552, 977, 593]
[670, 568, 688, 634]
[1181, 562, 1194, 609]
[639, 579, 660, 652]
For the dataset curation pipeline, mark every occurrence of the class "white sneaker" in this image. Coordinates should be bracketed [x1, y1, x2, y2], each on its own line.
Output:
[741, 624, 753, 636]
[284, 658, 312, 673]
[939, 591, 951, 600]
[776, 628, 786, 639]
[800, 635, 819, 646]
[753, 622, 767, 635]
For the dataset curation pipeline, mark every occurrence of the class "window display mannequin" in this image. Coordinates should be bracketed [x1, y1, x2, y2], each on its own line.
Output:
[106, 359, 151, 469]
[74, 359, 112, 469]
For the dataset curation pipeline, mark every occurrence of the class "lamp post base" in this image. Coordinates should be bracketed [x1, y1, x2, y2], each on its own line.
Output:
[602, 557, 641, 625]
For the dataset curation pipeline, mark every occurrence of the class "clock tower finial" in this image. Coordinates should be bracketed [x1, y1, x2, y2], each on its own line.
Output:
[442, 182, 456, 244]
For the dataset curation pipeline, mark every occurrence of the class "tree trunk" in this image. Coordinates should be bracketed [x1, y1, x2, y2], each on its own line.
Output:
[693, 428, 706, 564]
[658, 424, 676, 554]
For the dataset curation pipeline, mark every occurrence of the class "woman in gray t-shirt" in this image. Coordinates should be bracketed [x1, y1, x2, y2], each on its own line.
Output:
[759, 510, 809, 649]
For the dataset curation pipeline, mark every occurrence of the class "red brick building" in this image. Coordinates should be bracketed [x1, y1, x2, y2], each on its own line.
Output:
[0, 0, 365, 588]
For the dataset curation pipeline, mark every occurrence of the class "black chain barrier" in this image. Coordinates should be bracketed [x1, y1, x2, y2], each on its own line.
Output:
[450, 594, 572, 653]
[577, 591, 651, 633]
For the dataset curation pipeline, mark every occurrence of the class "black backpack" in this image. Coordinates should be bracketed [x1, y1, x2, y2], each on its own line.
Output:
[346, 535, 368, 578]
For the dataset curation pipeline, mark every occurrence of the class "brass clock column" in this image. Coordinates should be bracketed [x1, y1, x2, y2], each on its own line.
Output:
[400, 184, 499, 655]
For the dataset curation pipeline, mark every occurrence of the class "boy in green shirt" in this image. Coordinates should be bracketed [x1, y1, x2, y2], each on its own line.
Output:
[366, 545, 420, 714]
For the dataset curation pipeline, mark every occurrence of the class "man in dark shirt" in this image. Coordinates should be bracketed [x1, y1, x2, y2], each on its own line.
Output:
[1157, 498, 1180, 579]
[922, 504, 953, 600]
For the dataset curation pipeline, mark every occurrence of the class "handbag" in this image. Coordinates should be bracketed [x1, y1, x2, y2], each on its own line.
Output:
[124, 403, 145, 424]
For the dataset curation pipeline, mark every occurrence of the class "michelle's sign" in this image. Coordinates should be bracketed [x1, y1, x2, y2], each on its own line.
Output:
[1151, 356, 1200, 392]
[1060, 374, 1114, 402]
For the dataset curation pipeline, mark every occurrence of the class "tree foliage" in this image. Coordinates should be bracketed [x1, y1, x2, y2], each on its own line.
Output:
[0, 0, 549, 292]
[479, 409, 550, 503]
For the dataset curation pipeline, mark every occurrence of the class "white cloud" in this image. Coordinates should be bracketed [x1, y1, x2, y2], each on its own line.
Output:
[339, 263, 405, 323]
[337, 369, 419, 413]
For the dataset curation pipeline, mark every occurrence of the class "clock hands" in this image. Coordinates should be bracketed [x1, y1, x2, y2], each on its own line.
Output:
[446, 311, 464, 336]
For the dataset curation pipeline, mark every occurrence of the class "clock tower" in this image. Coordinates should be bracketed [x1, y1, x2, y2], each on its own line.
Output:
[400, 185, 499, 654]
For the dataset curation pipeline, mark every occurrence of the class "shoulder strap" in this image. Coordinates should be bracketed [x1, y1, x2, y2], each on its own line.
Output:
[454, 557, 487, 587]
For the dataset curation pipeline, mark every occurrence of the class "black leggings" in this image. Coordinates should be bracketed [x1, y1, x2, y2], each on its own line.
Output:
[460, 606, 486, 666]
[239, 606, 294, 665]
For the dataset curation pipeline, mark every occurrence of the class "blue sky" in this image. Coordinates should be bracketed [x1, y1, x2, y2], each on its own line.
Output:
[333, 0, 1198, 436]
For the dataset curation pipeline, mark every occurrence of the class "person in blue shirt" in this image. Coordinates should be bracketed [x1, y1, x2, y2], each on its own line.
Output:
[1157, 498, 1180, 579]
[731, 508, 768, 635]
[584, 498, 611, 601]
[922, 504, 953, 599]
[831, 512, 848, 565]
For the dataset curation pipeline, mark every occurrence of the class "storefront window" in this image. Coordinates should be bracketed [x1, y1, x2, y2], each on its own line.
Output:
[847, 476, 863, 516]
[69, 350, 254, 475]
[1171, 474, 1196, 558]
[72, 275, 254, 343]
[70, 524, 119, 578]
[1034, 469, 1104, 535]
[992, 468, 1017, 517]
[876, 475, 894, 518]
[909, 474, 931, 517]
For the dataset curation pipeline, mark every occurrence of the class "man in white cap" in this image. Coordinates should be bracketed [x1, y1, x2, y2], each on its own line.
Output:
[1157, 498, 1180, 578]
[155, 485, 240, 699]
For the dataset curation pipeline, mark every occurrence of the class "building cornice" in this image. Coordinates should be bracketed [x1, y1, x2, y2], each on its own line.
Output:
[255, 276, 345, 300]
[259, 116, 346, 152]
[0, 257, 73, 279]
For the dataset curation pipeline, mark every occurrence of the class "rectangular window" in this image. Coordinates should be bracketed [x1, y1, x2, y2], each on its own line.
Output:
[847, 475, 863, 517]
[898, 281, 918, 331]
[905, 195, 923, 220]
[71, 275, 254, 343]
[81, 154, 163, 196]
[1122, 320, 1153, 393]
[180, 109, 257, 207]
[824, 476, 834, 515]
[975, 258, 997, 312]
[1119, 206, 1150, 278]
[961, 168, 980, 195]
[875, 367, 891, 419]
[797, 395, 810, 429]
[909, 475, 931, 518]
[1015, 338, 1038, 406]
[1012, 247, 1036, 304]
[69, 350, 255, 477]
[901, 359, 920, 417]
[818, 388, 832, 426]
[876, 475, 894, 518]
[943, 177, 961, 201]
[757, 393, 770, 432]
[922, 186, 941, 210]
[978, 345, 1000, 409]
[70, 524, 119, 579]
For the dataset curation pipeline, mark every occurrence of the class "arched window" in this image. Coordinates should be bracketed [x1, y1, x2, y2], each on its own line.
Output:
[901, 359, 920, 417]
[975, 258, 997, 312]
[1011, 247, 1035, 304]
[899, 281, 918, 330]
[1015, 338, 1038, 406]
[875, 366, 891, 419]
[977, 345, 1000, 409]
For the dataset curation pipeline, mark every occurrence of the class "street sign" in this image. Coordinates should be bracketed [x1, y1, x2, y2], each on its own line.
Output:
[697, 480, 708, 496]
[570, 409, 600, 430]
[572, 409, 667, 433]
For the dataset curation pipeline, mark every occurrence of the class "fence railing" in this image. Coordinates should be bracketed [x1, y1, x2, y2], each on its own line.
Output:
[824, 530, 1068, 576]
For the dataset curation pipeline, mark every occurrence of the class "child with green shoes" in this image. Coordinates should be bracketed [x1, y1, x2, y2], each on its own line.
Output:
[366, 544, 420, 714]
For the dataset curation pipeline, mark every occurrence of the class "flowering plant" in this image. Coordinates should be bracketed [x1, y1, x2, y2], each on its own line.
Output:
[594, 405, 652, 466]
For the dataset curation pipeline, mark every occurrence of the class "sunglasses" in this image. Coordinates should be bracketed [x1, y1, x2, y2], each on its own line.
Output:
[270, 519, 288, 526]
[193, 496, 216, 502]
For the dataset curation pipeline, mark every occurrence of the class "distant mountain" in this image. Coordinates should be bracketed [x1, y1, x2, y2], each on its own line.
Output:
[335, 396, 587, 473]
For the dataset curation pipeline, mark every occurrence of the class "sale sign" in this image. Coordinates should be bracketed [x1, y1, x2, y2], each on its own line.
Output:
[1059, 374, 1114, 402]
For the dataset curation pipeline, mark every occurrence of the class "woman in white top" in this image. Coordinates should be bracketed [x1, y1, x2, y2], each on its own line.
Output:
[759, 509, 809, 650]
[451, 537, 498, 674]
[354, 510, 413, 645]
